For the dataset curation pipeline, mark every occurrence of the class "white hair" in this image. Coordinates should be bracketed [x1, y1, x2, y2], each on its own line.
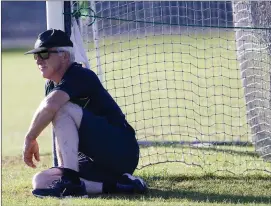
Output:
[56, 46, 75, 63]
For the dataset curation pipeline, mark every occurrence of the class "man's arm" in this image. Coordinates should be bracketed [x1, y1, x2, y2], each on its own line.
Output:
[23, 90, 70, 168]
[25, 90, 70, 140]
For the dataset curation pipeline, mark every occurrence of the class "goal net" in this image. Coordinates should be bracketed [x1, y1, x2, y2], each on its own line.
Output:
[59, 1, 271, 174]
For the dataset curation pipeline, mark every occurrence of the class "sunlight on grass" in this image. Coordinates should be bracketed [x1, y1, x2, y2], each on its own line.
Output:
[139, 145, 270, 175]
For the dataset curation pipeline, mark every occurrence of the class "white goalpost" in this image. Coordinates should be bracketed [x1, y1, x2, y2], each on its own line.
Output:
[46, 1, 64, 30]
[46, 1, 271, 174]
[232, 1, 271, 162]
[46, 1, 64, 167]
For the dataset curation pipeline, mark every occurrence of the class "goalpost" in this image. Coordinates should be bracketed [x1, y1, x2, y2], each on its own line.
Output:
[232, 1, 271, 163]
[47, 1, 271, 174]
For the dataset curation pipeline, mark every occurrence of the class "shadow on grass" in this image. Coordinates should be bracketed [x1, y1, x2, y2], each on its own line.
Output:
[188, 145, 259, 158]
[91, 188, 271, 204]
[141, 143, 259, 158]
[145, 188, 271, 204]
[91, 174, 271, 204]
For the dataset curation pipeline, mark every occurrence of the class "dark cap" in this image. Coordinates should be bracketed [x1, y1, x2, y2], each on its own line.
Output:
[25, 29, 73, 54]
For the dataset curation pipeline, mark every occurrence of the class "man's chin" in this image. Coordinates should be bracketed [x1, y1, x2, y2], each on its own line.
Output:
[41, 73, 49, 79]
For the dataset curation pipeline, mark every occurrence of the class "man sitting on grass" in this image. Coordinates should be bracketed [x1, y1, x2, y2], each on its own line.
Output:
[23, 29, 148, 198]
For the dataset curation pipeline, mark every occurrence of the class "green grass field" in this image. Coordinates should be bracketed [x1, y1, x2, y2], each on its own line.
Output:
[2, 32, 271, 206]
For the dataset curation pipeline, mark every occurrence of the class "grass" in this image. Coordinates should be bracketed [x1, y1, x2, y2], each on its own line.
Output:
[2, 32, 271, 205]
[87, 32, 250, 143]
[2, 155, 271, 206]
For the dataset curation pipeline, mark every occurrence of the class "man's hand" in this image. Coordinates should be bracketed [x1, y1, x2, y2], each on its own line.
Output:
[23, 139, 40, 168]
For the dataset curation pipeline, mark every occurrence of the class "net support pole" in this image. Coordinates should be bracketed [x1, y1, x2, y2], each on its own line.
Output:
[90, 1, 104, 85]
[46, 1, 66, 167]
[233, 1, 271, 161]
[46, 1, 65, 30]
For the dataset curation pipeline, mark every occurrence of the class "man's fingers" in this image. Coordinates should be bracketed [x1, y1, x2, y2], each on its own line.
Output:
[34, 151, 40, 162]
[24, 157, 35, 168]
[24, 158, 36, 168]
[23, 153, 36, 168]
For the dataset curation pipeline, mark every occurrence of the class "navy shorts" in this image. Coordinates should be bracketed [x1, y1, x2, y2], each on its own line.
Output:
[53, 109, 139, 183]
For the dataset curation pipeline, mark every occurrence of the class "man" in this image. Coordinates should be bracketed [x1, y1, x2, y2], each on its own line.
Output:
[23, 29, 147, 198]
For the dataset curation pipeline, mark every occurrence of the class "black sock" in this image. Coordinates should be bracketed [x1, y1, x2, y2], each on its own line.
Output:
[103, 182, 117, 193]
[61, 168, 81, 184]
[103, 182, 134, 194]
[116, 183, 134, 193]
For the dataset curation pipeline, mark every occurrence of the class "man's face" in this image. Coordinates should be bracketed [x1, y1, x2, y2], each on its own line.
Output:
[34, 48, 64, 79]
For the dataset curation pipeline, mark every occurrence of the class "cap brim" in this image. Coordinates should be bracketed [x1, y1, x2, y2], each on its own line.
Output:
[24, 47, 48, 54]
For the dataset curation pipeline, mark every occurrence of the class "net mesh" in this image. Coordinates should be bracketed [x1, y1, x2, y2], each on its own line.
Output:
[69, 1, 271, 174]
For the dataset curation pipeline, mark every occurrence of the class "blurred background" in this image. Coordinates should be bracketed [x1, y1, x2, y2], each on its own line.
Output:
[2, 1, 46, 49]
[2, 1, 233, 49]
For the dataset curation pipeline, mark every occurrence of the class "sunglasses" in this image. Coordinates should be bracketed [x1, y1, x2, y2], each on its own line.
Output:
[34, 51, 64, 60]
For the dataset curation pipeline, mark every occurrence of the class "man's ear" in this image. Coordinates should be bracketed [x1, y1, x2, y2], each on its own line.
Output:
[63, 51, 70, 62]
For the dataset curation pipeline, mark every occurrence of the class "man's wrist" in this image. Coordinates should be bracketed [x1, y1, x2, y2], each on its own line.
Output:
[25, 133, 37, 141]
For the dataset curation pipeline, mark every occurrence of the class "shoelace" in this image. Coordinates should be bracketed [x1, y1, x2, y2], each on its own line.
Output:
[60, 188, 67, 197]
[49, 179, 71, 189]
[49, 179, 61, 189]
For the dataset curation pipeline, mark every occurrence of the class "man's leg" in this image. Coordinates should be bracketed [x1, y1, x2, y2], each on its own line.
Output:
[77, 153, 148, 194]
[32, 167, 103, 194]
[52, 130, 58, 167]
[32, 168, 62, 189]
[32, 102, 102, 197]
[32, 163, 147, 195]
[32, 102, 147, 196]
[53, 102, 104, 194]
[75, 104, 148, 194]
[52, 102, 81, 171]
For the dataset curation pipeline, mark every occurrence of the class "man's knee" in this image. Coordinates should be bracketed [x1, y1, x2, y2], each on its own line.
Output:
[32, 168, 62, 189]
[53, 102, 83, 128]
[54, 102, 80, 119]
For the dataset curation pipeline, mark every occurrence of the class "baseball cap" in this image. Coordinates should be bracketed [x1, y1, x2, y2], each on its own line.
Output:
[25, 29, 73, 54]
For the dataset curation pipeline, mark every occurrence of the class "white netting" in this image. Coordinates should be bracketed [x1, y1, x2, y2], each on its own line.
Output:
[68, 1, 271, 174]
